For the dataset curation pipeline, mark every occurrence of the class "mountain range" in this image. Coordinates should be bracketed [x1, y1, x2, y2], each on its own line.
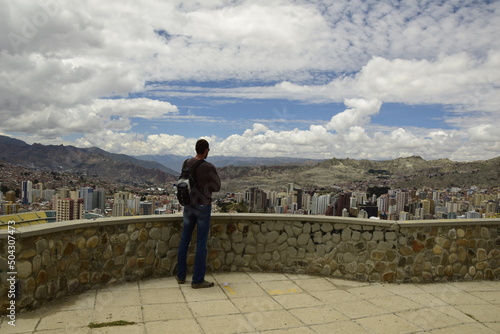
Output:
[0, 136, 176, 187]
[0, 135, 498, 192]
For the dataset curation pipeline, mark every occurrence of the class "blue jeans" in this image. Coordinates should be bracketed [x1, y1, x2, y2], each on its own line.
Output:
[177, 204, 211, 284]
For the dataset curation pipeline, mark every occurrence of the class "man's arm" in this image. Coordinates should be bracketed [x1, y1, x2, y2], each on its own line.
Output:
[208, 164, 221, 192]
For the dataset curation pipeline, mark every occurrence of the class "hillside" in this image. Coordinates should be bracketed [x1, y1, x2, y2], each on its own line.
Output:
[135, 154, 320, 172]
[218, 155, 500, 192]
[0, 136, 176, 187]
[1, 135, 498, 193]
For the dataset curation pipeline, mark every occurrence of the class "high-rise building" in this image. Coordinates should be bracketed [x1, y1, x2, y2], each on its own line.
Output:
[311, 194, 333, 215]
[335, 193, 351, 216]
[396, 191, 409, 214]
[140, 202, 153, 215]
[301, 193, 311, 213]
[292, 188, 302, 211]
[113, 199, 125, 217]
[56, 198, 84, 222]
[79, 187, 94, 211]
[377, 194, 389, 214]
[22, 181, 33, 205]
[245, 187, 268, 212]
[421, 199, 431, 216]
[127, 197, 141, 215]
[93, 189, 106, 213]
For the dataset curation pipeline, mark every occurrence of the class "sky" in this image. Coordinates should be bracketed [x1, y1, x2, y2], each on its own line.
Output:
[0, 0, 499, 161]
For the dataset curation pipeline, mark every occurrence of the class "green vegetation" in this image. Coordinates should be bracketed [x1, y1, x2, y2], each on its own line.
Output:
[88, 320, 136, 328]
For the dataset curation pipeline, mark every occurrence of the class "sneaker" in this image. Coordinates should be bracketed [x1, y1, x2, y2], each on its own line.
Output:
[176, 276, 186, 284]
[191, 280, 214, 289]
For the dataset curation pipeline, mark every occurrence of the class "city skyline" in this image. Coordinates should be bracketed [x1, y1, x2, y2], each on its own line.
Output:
[0, 1, 499, 161]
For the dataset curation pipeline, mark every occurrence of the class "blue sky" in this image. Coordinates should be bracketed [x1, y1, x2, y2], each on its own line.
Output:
[0, 0, 499, 161]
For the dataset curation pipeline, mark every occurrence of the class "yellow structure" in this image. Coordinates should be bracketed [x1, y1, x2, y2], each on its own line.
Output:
[0, 211, 56, 229]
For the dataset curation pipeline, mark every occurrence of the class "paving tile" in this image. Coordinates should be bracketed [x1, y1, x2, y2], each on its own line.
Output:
[311, 320, 373, 334]
[429, 323, 498, 334]
[197, 314, 254, 334]
[139, 277, 179, 289]
[36, 327, 91, 333]
[89, 323, 145, 334]
[369, 295, 428, 312]
[36, 309, 93, 331]
[355, 314, 422, 334]
[485, 322, 500, 332]
[431, 290, 489, 305]
[403, 292, 448, 307]
[103, 282, 139, 291]
[259, 280, 302, 296]
[256, 327, 316, 334]
[333, 300, 390, 319]
[455, 304, 500, 323]
[347, 285, 395, 299]
[142, 303, 193, 322]
[289, 305, 348, 325]
[433, 305, 479, 324]
[6, 275, 500, 334]
[95, 289, 141, 308]
[396, 307, 463, 330]
[272, 293, 323, 309]
[145, 319, 203, 334]
[180, 284, 228, 302]
[383, 284, 426, 296]
[0, 316, 40, 334]
[57, 290, 97, 311]
[92, 305, 143, 324]
[470, 290, 500, 304]
[231, 296, 284, 313]
[448, 281, 499, 292]
[212, 272, 254, 284]
[244, 310, 303, 331]
[141, 287, 185, 304]
[285, 273, 318, 280]
[291, 277, 337, 292]
[417, 284, 462, 295]
[189, 299, 240, 317]
[247, 272, 290, 282]
[326, 278, 372, 288]
[309, 289, 359, 304]
[222, 282, 268, 298]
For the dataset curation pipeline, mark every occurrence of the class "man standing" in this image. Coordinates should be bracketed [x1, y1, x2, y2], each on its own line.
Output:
[177, 139, 221, 288]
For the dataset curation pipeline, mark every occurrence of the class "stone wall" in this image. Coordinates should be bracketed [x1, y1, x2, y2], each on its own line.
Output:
[1, 214, 499, 313]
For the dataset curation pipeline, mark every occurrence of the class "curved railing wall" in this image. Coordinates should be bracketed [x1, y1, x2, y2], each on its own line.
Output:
[1, 214, 499, 313]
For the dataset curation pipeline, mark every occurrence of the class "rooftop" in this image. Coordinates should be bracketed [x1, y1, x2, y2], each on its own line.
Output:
[2, 272, 499, 334]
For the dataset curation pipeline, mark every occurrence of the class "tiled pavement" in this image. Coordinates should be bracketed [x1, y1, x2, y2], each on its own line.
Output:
[1, 272, 500, 333]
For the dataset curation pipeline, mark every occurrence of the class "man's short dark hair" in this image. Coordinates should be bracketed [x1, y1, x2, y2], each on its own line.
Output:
[195, 139, 209, 154]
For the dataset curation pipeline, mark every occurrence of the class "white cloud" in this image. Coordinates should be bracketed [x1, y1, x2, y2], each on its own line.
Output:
[325, 98, 382, 134]
[0, 0, 499, 162]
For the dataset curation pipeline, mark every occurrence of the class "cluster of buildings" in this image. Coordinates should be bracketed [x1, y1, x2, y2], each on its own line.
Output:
[0, 180, 180, 225]
[227, 183, 500, 220]
[1, 178, 499, 226]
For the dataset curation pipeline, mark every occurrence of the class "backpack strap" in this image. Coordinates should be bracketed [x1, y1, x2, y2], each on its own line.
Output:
[180, 159, 205, 186]
[189, 159, 205, 186]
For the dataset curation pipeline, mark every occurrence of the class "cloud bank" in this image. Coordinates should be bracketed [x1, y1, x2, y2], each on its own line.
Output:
[0, 0, 499, 161]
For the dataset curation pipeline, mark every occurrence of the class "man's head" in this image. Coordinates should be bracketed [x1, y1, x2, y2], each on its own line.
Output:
[195, 139, 210, 156]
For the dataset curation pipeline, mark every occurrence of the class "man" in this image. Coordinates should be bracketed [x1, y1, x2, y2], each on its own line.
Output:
[177, 139, 221, 288]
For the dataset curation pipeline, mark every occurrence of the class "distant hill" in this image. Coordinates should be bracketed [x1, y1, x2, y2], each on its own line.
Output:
[135, 154, 321, 172]
[0, 135, 176, 186]
[1, 135, 498, 192]
[218, 155, 500, 192]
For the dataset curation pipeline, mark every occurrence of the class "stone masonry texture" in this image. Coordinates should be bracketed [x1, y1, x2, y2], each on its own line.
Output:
[0, 215, 499, 314]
